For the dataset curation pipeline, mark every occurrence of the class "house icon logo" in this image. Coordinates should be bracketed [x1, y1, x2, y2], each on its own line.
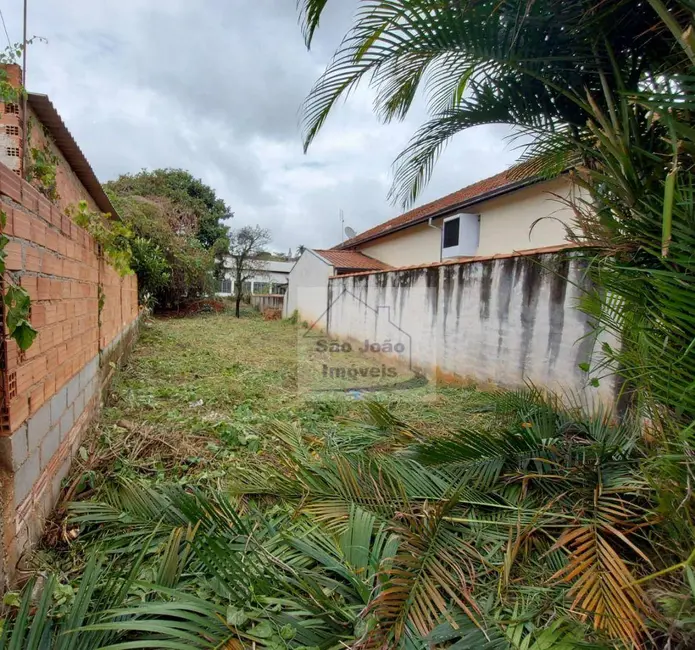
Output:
[298, 286, 428, 395]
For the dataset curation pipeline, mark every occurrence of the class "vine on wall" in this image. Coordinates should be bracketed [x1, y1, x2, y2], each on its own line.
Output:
[25, 119, 60, 202]
[69, 201, 133, 276]
[0, 211, 37, 351]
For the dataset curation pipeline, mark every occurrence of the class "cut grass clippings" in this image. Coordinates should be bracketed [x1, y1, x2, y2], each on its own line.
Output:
[35, 311, 498, 565]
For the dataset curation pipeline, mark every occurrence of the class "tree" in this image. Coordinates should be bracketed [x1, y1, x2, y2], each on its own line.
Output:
[228, 226, 271, 317]
[105, 170, 232, 310]
[105, 168, 231, 248]
[299, 0, 686, 206]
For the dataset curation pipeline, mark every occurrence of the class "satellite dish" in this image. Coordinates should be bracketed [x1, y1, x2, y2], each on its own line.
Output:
[345, 226, 357, 239]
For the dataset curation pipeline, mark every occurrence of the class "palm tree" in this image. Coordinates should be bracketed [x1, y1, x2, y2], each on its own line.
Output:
[299, 0, 688, 205]
[2, 394, 654, 649]
[299, 0, 695, 534]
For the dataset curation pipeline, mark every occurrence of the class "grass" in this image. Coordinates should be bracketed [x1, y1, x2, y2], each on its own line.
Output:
[35, 310, 498, 565]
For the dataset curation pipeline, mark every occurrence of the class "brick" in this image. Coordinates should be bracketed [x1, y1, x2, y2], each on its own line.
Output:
[59, 404, 74, 439]
[4, 241, 22, 270]
[0, 204, 13, 234]
[30, 303, 45, 328]
[14, 450, 39, 507]
[12, 210, 31, 240]
[24, 246, 41, 272]
[45, 228, 59, 252]
[9, 396, 29, 431]
[39, 425, 60, 469]
[37, 277, 51, 300]
[49, 386, 67, 428]
[73, 388, 85, 418]
[31, 219, 46, 247]
[0, 425, 28, 471]
[20, 274, 37, 298]
[27, 402, 51, 453]
[66, 374, 80, 406]
[42, 252, 62, 276]
[28, 382, 45, 415]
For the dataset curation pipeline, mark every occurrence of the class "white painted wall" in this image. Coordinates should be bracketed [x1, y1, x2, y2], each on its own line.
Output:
[353, 177, 578, 265]
[326, 253, 617, 405]
[358, 222, 443, 266]
[283, 250, 334, 328]
[476, 177, 577, 256]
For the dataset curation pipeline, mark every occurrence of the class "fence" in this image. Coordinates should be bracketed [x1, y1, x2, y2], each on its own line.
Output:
[250, 294, 284, 312]
[0, 163, 140, 588]
[325, 249, 617, 404]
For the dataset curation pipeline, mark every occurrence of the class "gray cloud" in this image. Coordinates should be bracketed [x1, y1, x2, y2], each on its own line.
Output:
[3, 0, 519, 251]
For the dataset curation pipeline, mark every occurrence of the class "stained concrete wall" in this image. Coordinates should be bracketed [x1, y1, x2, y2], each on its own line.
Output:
[283, 250, 334, 328]
[326, 251, 616, 403]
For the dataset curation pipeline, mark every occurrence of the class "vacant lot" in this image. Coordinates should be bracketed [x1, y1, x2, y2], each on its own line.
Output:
[47, 311, 493, 492]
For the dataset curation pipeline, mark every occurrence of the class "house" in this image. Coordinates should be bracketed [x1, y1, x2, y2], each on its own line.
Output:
[283, 249, 392, 325]
[217, 258, 294, 296]
[284, 169, 579, 324]
[334, 171, 578, 267]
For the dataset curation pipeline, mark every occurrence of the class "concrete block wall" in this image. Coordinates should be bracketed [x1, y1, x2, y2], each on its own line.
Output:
[0, 77, 140, 587]
[326, 250, 618, 405]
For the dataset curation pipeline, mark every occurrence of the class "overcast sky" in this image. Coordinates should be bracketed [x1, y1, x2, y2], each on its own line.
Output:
[2, 0, 519, 252]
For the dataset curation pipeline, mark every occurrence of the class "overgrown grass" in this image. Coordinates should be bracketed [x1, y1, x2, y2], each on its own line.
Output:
[36, 312, 495, 554]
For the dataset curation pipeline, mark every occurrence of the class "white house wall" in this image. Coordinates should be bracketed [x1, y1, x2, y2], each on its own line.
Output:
[353, 177, 578, 265]
[358, 222, 443, 266]
[326, 252, 617, 404]
[283, 251, 333, 328]
[476, 177, 578, 256]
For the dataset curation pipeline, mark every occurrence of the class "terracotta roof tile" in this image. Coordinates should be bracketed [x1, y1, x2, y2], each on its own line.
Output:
[335, 169, 538, 250]
[329, 244, 581, 279]
[313, 249, 393, 270]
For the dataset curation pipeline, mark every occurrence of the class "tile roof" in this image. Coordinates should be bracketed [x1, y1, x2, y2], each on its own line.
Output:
[313, 249, 394, 271]
[335, 169, 538, 250]
[28, 93, 119, 219]
[329, 244, 581, 279]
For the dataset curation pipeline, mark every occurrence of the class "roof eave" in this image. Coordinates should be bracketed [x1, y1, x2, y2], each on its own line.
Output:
[335, 176, 541, 250]
[27, 93, 119, 219]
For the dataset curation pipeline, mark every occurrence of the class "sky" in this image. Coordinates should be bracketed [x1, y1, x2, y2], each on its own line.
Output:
[1, 0, 520, 252]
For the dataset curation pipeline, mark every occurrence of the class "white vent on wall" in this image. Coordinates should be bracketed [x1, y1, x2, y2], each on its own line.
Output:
[441, 213, 480, 258]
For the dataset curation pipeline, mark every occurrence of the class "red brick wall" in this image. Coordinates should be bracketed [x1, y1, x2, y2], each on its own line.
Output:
[0, 163, 139, 431]
[0, 69, 140, 586]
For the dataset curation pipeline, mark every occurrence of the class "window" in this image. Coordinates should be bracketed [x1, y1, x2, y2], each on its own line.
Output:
[242, 281, 253, 295]
[5, 125, 19, 136]
[441, 213, 480, 258]
[6, 147, 19, 157]
[253, 282, 270, 295]
[443, 217, 460, 248]
[219, 278, 232, 294]
[4, 103, 18, 115]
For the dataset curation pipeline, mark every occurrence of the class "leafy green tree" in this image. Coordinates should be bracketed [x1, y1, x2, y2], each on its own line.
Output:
[105, 169, 231, 310]
[105, 168, 231, 248]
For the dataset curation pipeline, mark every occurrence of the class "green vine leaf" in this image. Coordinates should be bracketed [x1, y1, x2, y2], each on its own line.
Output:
[69, 201, 133, 276]
[4, 285, 37, 351]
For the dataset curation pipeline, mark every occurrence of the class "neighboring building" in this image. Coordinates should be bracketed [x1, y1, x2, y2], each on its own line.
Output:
[285, 169, 580, 325]
[283, 249, 392, 325]
[334, 171, 578, 267]
[218, 258, 294, 296]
